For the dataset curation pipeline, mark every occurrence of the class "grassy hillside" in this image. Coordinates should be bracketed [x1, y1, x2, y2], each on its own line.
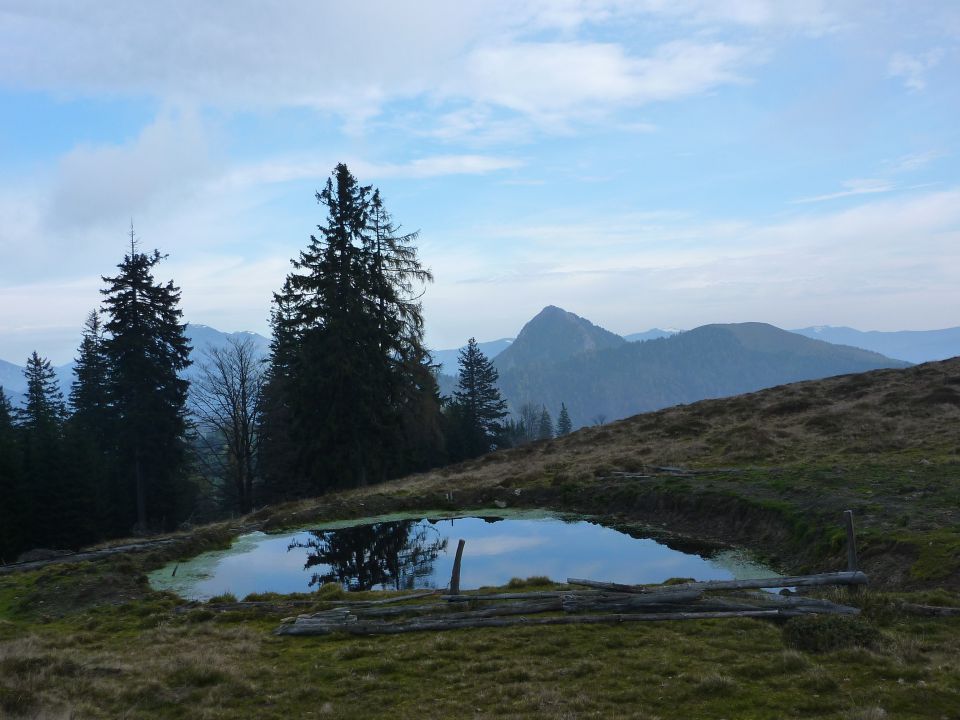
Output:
[2, 359, 959, 718]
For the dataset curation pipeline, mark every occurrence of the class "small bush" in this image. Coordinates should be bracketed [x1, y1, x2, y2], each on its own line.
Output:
[207, 592, 237, 604]
[506, 576, 552, 589]
[316, 583, 346, 600]
[783, 614, 882, 653]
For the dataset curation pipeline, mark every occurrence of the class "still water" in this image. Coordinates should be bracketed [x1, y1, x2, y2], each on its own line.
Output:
[150, 510, 776, 600]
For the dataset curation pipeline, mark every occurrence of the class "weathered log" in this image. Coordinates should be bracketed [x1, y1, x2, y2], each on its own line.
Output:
[442, 591, 587, 602]
[567, 571, 868, 594]
[275, 609, 800, 636]
[897, 602, 960, 617]
[176, 590, 441, 614]
[727, 592, 860, 615]
[303, 598, 563, 620]
[561, 589, 702, 612]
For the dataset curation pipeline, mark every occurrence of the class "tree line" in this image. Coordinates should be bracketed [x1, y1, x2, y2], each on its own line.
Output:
[0, 164, 574, 562]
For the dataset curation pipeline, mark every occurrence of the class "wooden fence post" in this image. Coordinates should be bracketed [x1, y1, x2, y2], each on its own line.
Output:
[450, 539, 466, 595]
[843, 510, 861, 597]
[843, 510, 858, 572]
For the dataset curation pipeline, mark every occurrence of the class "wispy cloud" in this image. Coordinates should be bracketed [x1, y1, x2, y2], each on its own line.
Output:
[458, 40, 754, 122]
[882, 150, 943, 174]
[888, 49, 944, 91]
[220, 154, 523, 190]
[791, 178, 892, 204]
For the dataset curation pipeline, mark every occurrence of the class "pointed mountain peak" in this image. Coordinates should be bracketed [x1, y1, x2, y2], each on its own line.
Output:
[494, 306, 625, 372]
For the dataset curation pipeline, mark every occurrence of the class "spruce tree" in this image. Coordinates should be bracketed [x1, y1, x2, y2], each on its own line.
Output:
[0, 387, 24, 560]
[70, 310, 111, 439]
[17, 352, 66, 432]
[262, 164, 439, 496]
[15, 352, 70, 548]
[537, 406, 554, 440]
[66, 310, 115, 539]
[557, 402, 573, 436]
[451, 338, 508, 458]
[101, 231, 191, 533]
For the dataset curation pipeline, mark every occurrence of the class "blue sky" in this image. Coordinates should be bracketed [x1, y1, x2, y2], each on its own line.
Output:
[0, 1, 958, 364]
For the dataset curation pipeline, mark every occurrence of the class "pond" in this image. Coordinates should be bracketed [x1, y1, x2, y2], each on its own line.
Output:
[149, 510, 778, 600]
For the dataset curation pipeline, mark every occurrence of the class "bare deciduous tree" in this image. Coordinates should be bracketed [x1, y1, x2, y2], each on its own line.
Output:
[192, 337, 265, 514]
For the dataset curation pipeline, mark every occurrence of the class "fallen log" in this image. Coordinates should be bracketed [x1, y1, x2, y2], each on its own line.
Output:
[442, 591, 589, 602]
[897, 602, 960, 617]
[560, 589, 702, 612]
[567, 571, 868, 594]
[305, 598, 563, 621]
[176, 590, 442, 614]
[275, 609, 800, 636]
[727, 593, 860, 615]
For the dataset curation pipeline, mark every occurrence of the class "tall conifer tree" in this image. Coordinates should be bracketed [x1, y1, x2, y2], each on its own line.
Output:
[100, 229, 191, 533]
[451, 338, 508, 458]
[262, 164, 439, 496]
[70, 310, 111, 436]
[15, 352, 70, 547]
[537, 406, 554, 440]
[67, 310, 114, 539]
[557, 403, 573, 436]
[0, 387, 24, 560]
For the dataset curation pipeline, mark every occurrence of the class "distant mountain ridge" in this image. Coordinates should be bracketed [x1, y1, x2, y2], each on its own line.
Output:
[431, 338, 514, 376]
[0, 324, 270, 406]
[496, 312, 909, 429]
[623, 328, 682, 343]
[791, 325, 960, 364]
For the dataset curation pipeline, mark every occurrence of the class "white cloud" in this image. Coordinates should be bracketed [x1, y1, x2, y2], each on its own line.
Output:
[791, 178, 892, 204]
[882, 150, 943, 174]
[46, 108, 217, 232]
[0, 2, 765, 130]
[218, 154, 522, 191]
[888, 49, 944, 91]
[458, 40, 753, 122]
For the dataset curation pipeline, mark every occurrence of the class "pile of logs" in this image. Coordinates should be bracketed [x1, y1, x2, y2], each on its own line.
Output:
[274, 571, 867, 637]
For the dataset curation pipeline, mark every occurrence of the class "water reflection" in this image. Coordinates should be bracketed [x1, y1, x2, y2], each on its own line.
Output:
[290, 521, 448, 591]
[147, 512, 780, 600]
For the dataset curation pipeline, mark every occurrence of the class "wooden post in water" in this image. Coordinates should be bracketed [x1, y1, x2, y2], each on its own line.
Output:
[449, 539, 466, 595]
[843, 510, 858, 572]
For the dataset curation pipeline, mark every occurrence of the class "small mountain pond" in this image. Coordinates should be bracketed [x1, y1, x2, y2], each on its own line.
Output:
[150, 510, 779, 600]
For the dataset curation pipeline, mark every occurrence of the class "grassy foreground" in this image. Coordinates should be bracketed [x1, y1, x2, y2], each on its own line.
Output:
[1, 566, 960, 720]
[2, 359, 960, 718]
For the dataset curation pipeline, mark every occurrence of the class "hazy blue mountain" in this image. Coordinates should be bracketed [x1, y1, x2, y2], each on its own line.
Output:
[494, 306, 626, 374]
[0, 324, 271, 406]
[431, 338, 513, 376]
[497, 320, 909, 429]
[0, 358, 26, 402]
[623, 328, 683, 342]
[791, 326, 960, 364]
[436, 372, 458, 399]
[182, 324, 271, 378]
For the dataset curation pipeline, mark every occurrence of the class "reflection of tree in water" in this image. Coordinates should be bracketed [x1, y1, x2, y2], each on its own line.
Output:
[290, 520, 448, 591]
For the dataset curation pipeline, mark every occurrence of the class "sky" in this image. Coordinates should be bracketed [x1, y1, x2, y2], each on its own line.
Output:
[0, 1, 958, 365]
